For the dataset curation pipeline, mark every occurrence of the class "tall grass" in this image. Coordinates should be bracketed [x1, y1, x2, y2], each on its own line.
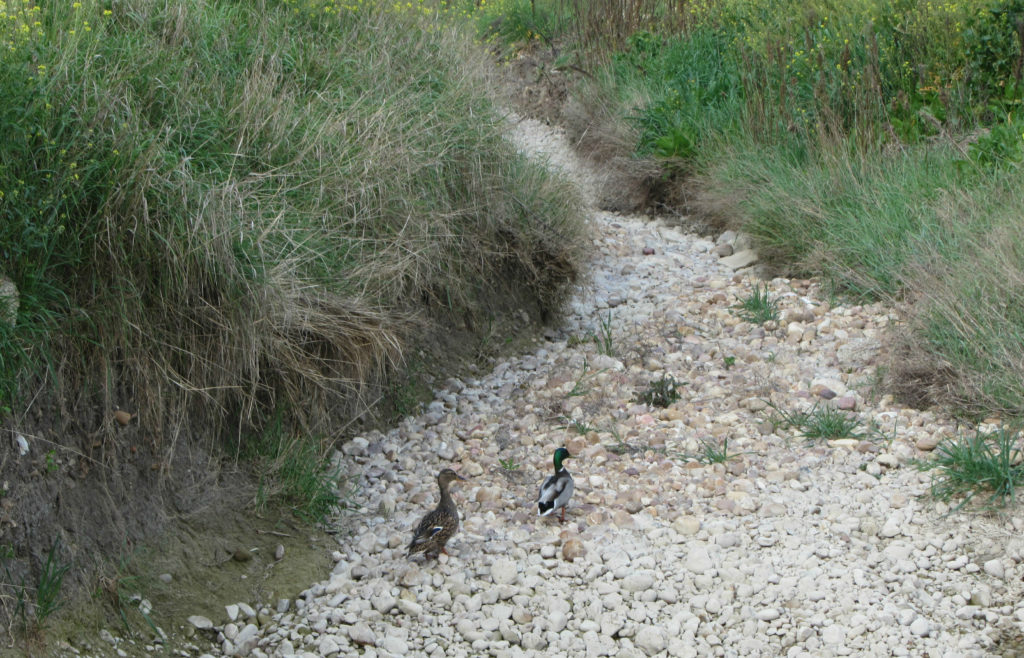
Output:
[0, 0, 585, 445]
[506, 0, 1024, 418]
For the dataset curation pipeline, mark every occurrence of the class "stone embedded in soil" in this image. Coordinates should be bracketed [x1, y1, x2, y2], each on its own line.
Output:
[188, 615, 213, 630]
[720, 249, 758, 269]
[231, 547, 253, 562]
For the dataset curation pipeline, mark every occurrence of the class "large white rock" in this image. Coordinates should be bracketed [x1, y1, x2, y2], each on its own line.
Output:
[634, 625, 667, 656]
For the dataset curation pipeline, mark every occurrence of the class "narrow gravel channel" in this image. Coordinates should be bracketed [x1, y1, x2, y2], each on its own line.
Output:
[198, 116, 1024, 658]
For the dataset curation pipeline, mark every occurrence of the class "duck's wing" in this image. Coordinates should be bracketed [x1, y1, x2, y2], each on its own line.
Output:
[551, 471, 574, 510]
[408, 509, 445, 549]
[537, 470, 573, 515]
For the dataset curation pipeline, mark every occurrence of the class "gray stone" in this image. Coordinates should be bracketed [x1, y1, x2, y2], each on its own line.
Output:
[0, 276, 18, 327]
[234, 623, 259, 656]
[720, 249, 758, 270]
[490, 558, 518, 585]
[621, 572, 655, 592]
[188, 615, 214, 630]
[634, 625, 667, 656]
[348, 622, 376, 646]
[380, 636, 409, 654]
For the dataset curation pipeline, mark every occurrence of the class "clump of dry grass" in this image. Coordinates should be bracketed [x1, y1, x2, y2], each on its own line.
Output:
[562, 74, 661, 212]
[890, 213, 1024, 418]
[1, 0, 585, 448]
[0, 1, 587, 625]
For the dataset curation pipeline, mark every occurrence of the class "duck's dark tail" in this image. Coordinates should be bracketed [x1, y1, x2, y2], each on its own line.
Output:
[538, 501, 554, 516]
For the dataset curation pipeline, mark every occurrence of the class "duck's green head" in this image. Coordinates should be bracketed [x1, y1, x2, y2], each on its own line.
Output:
[553, 447, 571, 470]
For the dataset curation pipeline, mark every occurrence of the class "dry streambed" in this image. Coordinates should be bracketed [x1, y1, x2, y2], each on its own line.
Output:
[183, 118, 1024, 658]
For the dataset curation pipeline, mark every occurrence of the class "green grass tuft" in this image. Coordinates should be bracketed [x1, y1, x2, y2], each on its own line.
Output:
[34, 538, 70, 629]
[733, 284, 780, 325]
[769, 401, 861, 441]
[918, 426, 1024, 510]
[688, 436, 740, 465]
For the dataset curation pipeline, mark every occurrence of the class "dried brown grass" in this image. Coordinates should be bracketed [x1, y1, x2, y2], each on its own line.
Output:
[889, 215, 1024, 418]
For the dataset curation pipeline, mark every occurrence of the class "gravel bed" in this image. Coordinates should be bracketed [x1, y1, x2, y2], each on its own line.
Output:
[190, 116, 1024, 658]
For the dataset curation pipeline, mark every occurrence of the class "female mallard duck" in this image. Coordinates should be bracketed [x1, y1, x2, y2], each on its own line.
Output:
[537, 447, 574, 522]
[407, 468, 466, 558]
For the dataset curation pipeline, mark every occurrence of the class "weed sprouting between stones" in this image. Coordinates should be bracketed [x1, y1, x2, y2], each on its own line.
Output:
[635, 374, 682, 408]
[916, 426, 1024, 510]
[733, 284, 780, 325]
[767, 400, 861, 441]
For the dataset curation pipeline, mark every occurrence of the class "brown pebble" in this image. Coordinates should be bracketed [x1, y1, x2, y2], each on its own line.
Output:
[232, 547, 253, 562]
[642, 247, 655, 255]
[835, 396, 857, 410]
[814, 386, 837, 400]
[562, 538, 586, 561]
[612, 509, 635, 528]
[114, 409, 136, 426]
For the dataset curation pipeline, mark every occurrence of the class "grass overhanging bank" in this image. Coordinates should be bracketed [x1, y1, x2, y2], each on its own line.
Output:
[0, 0, 586, 637]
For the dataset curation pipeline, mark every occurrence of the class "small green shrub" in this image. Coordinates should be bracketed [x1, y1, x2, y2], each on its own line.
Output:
[594, 312, 615, 356]
[471, 0, 564, 51]
[968, 112, 1024, 168]
[568, 359, 601, 397]
[565, 417, 594, 435]
[635, 374, 681, 408]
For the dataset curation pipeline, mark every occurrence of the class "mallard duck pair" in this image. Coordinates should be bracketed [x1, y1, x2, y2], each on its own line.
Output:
[406, 448, 576, 559]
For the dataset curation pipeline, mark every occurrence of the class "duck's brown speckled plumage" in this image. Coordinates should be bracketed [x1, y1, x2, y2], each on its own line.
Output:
[407, 469, 465, 558]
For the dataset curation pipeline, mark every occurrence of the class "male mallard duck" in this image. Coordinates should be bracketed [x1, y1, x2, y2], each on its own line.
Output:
[407, 468, 466, 558]
[537, 447, 574, 522]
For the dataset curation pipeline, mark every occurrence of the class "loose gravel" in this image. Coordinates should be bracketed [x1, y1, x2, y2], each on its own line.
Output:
[191, 116, 1024, 658]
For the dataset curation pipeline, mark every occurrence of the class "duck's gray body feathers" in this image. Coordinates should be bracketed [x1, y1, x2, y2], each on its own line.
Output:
[537, 466, 574, 519]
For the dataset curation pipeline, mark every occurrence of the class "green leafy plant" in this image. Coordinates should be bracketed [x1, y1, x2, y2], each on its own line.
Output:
[733, 284, 780, 325]
[241, 412, 345, 524]
[865, 416, 899, 449]
[44, 450, 58, 473]
[606, 425, 636, 455]
[635, 374, 681, 408]
[917, 426, 1024, 510]
[968, 111, 1024, 169]
[498, 457, 520, 471]
[97, 570, 158, 636]
[723, 355, 736, 370]
[566, 334, 588, 348]
[569, 359, 604, 397]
